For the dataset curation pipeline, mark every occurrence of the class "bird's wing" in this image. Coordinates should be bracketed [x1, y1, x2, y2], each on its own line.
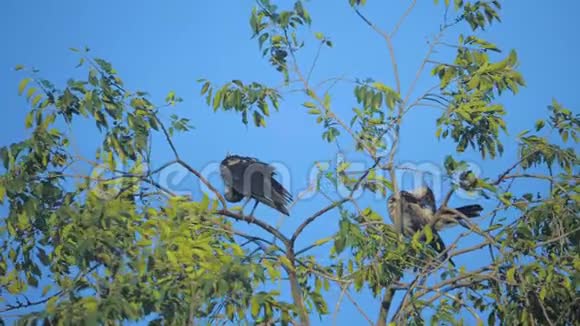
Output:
[402, 200, 431, 232]
[394, 191, 431, 235]
[387, 191, 418, 227]
[245, 161, 292, 215]
[389, 191, 454, 266]
[400, 190, 420, 204]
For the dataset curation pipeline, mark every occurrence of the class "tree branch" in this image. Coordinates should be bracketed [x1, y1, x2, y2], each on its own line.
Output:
[177, 159, 227, 208]
[377, 287, 396, 326]
[1, 264, 100, 313]
[345, 290, 374, 325]
[216, 209, 290, 247]
[353, 8, 401, 93]
[291, 198, 350, 244]
[391, 0, 417, 38]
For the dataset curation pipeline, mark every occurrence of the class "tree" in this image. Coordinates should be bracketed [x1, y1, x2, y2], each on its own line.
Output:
[1, 0, 578, 325]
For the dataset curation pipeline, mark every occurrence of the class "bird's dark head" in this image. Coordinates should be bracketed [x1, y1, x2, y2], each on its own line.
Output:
[221, 154, 242, 166]
[221, 154, 261, 168]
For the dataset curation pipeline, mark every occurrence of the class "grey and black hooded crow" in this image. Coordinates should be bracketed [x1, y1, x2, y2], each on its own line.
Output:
[387, 186, 483, 265]
[220, 154, 293, 217]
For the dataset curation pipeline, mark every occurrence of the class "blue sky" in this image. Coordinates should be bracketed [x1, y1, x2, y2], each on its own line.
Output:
[1, 0, 578, 324]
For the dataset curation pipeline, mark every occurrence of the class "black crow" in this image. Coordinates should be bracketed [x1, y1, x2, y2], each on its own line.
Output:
[220, 154, 293, 217]
[387, 186, 483, 265]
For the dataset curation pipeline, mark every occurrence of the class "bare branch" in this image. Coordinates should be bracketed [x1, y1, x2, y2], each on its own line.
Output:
[345, 290, 374, 325]
[332, 284, 350, 326]
[391, 0, 417, 38]
[154, 114, 181, 160]
[291, 198, 350, 244]
[216, 209, 290, 247]
[177, 159, 227, 208]
[353, 8, 401, 93]
[401, 31, 444, 107]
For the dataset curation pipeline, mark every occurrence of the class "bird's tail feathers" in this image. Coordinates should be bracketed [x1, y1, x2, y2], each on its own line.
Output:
[270, 179, 293, 216]
[433, 204, 483, 230]
[455, 204, 483, 218]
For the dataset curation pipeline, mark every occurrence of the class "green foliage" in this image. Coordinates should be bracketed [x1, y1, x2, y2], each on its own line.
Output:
[433, 35, 525, 158]
[434, 0, 502, 31]
[0, 53, 297, 325]
[249, 0, 312, 81]
[517, 102, 578, 173]
[199, 79, 281, 127]
[350, 81, 400, 154]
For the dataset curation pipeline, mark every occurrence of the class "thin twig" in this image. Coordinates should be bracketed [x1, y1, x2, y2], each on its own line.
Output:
[217, 209, 290, 247]
[332, 284, 350, 326]
[1, 264, 100, 313]
[391, 0, 417, 38]
[291, 198, 350, 244]
[345, 291, 374, 325]
[353, 8, 401, 93]
[307, 41, 324, 83]
[177, 159, 227, 208]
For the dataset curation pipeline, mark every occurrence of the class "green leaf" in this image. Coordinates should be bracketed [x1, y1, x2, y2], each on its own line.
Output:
[200, 193, 210, 211]
[32, 94, 43, 107]
[165, 91, 176, 105]
[303, 102, 317, 109]
[313, 236, 333, 247]
[334, 236, 346, 253]
[372, 82, 391, 93]
[251, 297, 260, 318]
[0, 184, 5, 205]
[200, 81, 210, 95]
[231, 244, 244, 257]
[213, 89, 223, 111]
[42, 284, 52, 297]
[315, 32, 324, 40]
[25, 111, 34, 129]
[506, 267, 516, 284]
[424, 224, 434, 244]
[18, 78, 31, 95]
[323, 92, 331, 109]
[253, 111, 266, 127]
[14, 64, 25, 71]
[26, 87, 37, 101]
[46, 296, 58, 314]
[279, 256, 294, 271]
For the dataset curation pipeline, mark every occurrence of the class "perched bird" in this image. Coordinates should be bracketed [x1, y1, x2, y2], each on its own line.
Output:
[387, 186, 483, 265]
[220, 154, 293, 217]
